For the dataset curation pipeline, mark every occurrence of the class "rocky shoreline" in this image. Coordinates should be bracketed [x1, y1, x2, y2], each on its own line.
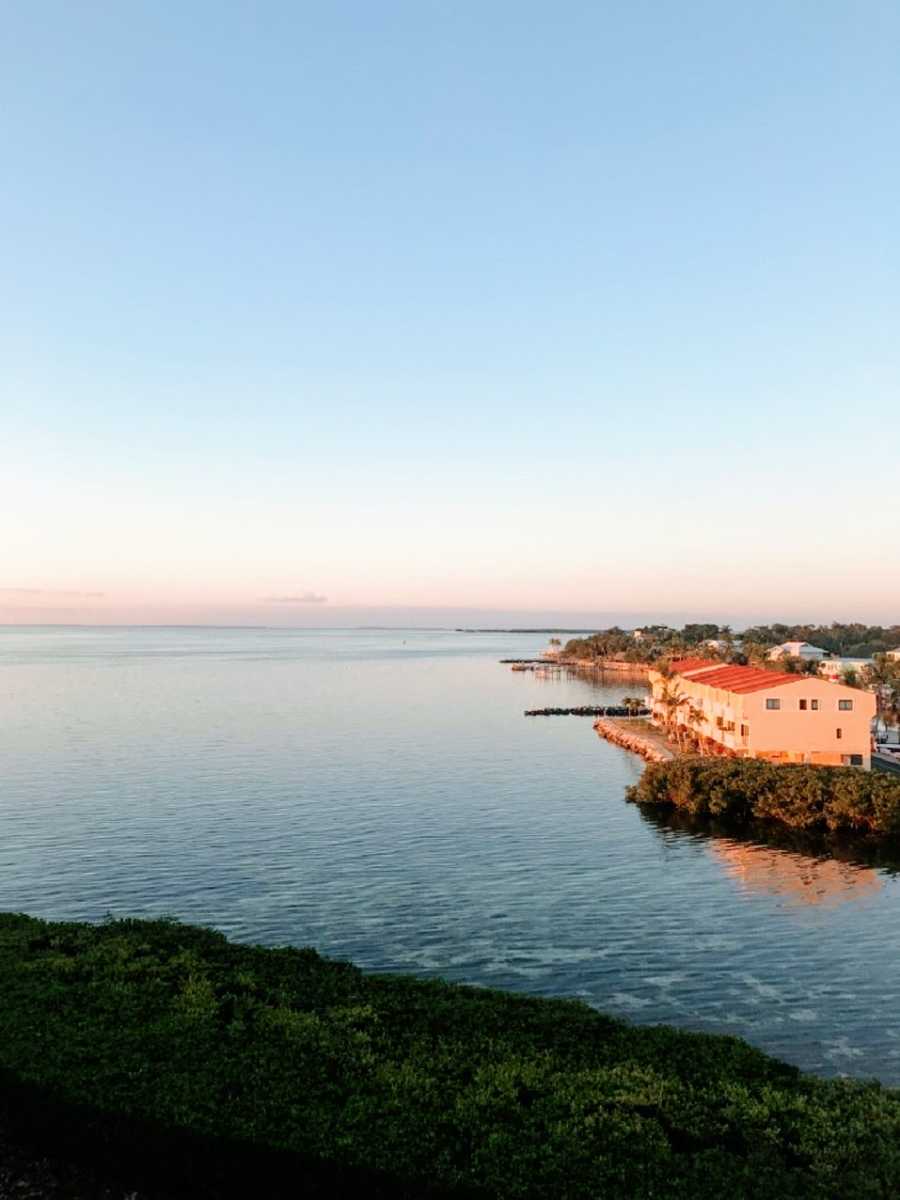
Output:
[572, 659, 651, 676]
[592, 717, 674, 763]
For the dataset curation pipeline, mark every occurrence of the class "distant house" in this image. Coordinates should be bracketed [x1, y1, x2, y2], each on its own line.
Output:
[767, 641, 827, 663]
[819, 657, 873, 682]
[703, 638, 739, 652]
[888, 649, 900, 662]
[631, 629, 645, 641]
[649, 659, 876, 768]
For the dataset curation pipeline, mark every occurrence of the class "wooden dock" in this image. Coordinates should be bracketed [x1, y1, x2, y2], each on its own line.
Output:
[525, 706, 650, 718]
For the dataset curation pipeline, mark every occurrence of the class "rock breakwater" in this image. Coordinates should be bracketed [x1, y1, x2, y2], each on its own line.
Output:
[593, 718, 674, 763]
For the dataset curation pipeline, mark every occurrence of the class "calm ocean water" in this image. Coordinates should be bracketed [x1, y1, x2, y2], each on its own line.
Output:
[3, 625, 900, 1083]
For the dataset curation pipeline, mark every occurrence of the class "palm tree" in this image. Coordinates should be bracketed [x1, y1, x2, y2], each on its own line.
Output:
[671, 701, 706, 751]
[864, 655, 900, 741]
[684, 703, 707, 751]
[657, 682, 687, 744]
[888, 685, 900, 743]
[878, 679, 900, 744]
[621, 696, 644, 715]
[740, 640, 770, 666]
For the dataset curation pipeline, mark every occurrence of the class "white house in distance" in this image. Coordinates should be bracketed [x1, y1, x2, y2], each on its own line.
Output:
[703, 637, 741, 653]
[888, 649, 900, 663]
[819, 657, 873, 682]
[767, 641, 828, 663]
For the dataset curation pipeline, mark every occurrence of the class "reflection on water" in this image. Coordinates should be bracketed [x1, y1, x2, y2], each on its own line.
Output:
[709, 842, 881, 908]
[636, 804, 898, 909]
[637, 803, 900, 875]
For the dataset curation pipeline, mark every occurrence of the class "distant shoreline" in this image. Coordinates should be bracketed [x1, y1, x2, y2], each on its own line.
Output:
[0, 624, 601, 633]
[459, 627, 606, 634]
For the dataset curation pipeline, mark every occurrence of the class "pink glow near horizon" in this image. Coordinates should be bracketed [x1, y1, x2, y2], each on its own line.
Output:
[3, 1, 899, 632]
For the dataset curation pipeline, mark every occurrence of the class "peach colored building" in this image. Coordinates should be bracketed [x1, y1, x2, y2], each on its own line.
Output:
[649, 659, 876, 769]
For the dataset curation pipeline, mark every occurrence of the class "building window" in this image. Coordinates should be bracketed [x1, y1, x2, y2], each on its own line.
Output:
[838, 699, 853, 711]
[799, 699, 807, 710]
[836, 728, 842, 739]
[842, 754, 864, 766]
[766, 698, 780, 710]
[810, 699, 819, 711]
[740, 724, 749, 738]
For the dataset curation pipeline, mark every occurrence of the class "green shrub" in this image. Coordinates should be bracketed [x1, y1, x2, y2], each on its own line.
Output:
[627, 756, 900, 837]
[2, 914, 900, 1196]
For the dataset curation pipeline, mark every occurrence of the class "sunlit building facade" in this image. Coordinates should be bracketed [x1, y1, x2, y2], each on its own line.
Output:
[649, 659, 876, 769]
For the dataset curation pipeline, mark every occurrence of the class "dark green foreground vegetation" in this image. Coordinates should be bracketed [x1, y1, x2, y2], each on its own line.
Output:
[4, 915, 900, 1197]
[628, 755, 900, 836]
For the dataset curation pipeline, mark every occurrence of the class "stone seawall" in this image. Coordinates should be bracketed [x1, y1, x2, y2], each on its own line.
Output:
[504, 657, 650, 677]
[593, 718, 674, 763]
[567, 659, 651, 677]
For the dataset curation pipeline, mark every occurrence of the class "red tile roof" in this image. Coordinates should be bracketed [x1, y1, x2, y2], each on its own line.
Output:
[677, 663, 806, 694]
[669, 658, 718, 674]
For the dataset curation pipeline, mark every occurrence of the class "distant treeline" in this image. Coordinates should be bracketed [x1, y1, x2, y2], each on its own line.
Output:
[742, 624, 900, 657]
[563, 622, 900, 665]
[563, 624, 731, 664]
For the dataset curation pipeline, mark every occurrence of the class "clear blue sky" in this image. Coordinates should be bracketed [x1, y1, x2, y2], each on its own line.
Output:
[3, 2, 899, 625]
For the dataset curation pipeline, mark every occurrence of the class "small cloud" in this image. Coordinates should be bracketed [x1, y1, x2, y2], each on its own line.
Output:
[264, 592, 328, 605]
[0, 587, 105, 598]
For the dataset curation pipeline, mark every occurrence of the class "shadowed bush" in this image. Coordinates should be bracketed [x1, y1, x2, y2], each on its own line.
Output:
[3, 913, 900, 1197]
[627, 755, 900, 837]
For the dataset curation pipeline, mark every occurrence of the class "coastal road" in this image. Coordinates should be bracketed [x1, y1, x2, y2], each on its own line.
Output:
[874, 754, 900, 777]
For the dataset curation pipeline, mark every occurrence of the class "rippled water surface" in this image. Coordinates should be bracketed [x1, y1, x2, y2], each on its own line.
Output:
[3, 626, 900, 1083]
